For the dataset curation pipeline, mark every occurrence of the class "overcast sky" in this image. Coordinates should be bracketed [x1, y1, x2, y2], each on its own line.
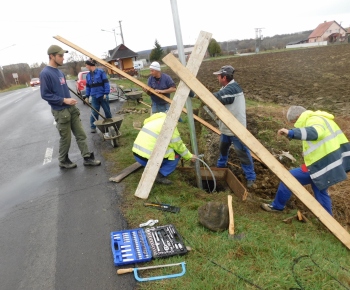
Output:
[1, 0, 349, 67]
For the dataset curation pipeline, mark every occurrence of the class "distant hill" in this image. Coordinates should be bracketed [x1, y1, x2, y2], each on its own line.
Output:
[136, 30, 313, 59]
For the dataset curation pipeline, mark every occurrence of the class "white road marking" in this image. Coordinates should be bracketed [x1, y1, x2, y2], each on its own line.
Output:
[43, 147, 53, 165]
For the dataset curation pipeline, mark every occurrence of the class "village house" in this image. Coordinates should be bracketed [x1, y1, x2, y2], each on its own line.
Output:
[308, 21, 347, 43]
[105, 44, 138, 77]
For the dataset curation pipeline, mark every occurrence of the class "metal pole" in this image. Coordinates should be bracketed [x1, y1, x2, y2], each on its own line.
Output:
[170, 0, 203, 189]
[119, 20, 125, 44]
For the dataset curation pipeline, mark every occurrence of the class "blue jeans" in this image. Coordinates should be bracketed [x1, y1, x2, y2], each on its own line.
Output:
[90, 95, 112, 129]
[151, 103, 170, 114]
[134, 154, 180, 177]
[217, 134, 256, 181]
[271, 167, 333, 215]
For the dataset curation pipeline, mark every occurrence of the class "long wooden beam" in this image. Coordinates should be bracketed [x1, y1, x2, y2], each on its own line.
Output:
[162, 53, 350, 250]
[134, 31, 212, 199]
[53, 35, 261, 163]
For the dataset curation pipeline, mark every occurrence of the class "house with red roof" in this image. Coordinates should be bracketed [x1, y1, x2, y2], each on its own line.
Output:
[308, 21, 347, 43]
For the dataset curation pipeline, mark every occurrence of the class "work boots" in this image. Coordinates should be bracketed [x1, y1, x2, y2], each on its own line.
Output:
[83, 152, 101, 166]
[59, 155, 77, 169]
[155, 173, 172, 185]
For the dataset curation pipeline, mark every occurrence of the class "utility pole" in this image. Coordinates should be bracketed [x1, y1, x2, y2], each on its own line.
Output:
[170, 0, 202, 189]
[254, 28, 264, 53]
[119, 20, 125, 44]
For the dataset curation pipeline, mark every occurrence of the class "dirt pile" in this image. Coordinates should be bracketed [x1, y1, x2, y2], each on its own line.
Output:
[167, 44, 350, 228]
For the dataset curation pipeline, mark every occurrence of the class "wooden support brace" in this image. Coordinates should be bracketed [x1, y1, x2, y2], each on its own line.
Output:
[134, 31, 212, 199]
[162, 53, 350, 250]
[109, 162, 142, 183]
[53, 35, 261, 164]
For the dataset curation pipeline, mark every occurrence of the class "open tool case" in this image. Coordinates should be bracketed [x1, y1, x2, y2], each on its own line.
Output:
[111, 224, 187, 266]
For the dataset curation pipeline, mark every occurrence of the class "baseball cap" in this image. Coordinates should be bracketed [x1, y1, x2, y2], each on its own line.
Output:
[85, 59, 96, 66]
[47, 45, 68, 55]
[213, 65, 235, 76]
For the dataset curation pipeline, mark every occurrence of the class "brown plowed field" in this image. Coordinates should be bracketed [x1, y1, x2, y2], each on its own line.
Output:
[166, 44, 350, 228]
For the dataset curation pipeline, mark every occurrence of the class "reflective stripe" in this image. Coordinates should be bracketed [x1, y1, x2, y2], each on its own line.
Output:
[133, 143, 174, 156]
[141, 127, 158, 138]
[133, 143, 152, 155]
[304, 117, 343, 157]
[222, 91, 243, 99]
[179, 149, 189, 157]
[310, 151, 350, 179]
[171, 136, 181, 143]
[300, 128, 307, 140]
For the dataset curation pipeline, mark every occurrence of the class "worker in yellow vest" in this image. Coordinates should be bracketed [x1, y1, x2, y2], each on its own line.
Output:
[261, 106, 350, 215]
[132, 112, 197, 185]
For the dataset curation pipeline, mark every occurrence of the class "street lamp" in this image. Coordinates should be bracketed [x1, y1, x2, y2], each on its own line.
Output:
[101, 28, 119, 47]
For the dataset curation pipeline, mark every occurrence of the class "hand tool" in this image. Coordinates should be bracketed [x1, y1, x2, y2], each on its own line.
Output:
[68, 87, 113, 123]
[151, 232, 160, 252]
[139, 219, 159, 227]
[143, 202, 180, 213]
[117, 262, 186, 282]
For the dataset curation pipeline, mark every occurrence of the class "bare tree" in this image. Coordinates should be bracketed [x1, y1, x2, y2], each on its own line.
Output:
[66, 51, 86, 76]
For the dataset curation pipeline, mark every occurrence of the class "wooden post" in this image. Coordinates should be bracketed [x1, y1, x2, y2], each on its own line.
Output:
[134, 31, 212, 199]
[162, 53, 350, 250]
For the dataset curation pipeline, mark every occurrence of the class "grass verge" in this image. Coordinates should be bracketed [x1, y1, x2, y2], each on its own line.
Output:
[104, 80, 350, 290]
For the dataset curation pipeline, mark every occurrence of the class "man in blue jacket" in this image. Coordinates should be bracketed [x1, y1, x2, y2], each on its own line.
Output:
[40, 45, 101, 168]
[85, 59, 112, 133]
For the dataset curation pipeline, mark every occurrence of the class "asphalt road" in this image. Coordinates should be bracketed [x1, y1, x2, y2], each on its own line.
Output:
[0, 82, 135, 290]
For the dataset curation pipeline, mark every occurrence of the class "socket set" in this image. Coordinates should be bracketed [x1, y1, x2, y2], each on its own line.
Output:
[144, 224, 187, 258]
[111, 228, 152, 266]
[110, 224, 187, 266]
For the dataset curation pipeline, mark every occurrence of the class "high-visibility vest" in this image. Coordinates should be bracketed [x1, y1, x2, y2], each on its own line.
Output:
[132, 113, 192, 161]
[294, 110, 350, 190]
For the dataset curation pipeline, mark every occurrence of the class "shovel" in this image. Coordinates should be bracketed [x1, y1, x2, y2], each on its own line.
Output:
[68, 87, 113, 123]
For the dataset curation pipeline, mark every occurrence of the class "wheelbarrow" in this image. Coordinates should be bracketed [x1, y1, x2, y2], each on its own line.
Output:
[110, 85, 143, 105]
[124, 91, 143, 104]
[68, 87, 124, 147]
[94, 115, 124, 147]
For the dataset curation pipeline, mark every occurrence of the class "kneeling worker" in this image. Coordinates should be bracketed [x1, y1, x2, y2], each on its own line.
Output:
[132, 112, 197, 185]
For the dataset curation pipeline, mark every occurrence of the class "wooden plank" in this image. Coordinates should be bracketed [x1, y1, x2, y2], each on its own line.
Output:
[54, 36, 261, 164]
[134, 31, 212, 199]
[225, 169, 248, 201]
[109, 162, 142, 183]
[163, 53, 350, 250]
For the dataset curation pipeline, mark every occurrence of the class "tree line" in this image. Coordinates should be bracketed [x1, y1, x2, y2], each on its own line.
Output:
[0, 30, 313, 90]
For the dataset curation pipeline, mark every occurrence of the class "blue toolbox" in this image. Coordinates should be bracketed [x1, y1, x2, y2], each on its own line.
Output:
[111, 224, 187, 266]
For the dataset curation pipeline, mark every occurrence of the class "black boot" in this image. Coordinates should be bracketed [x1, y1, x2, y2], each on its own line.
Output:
[155, 173, 172, 185]
[83, 152, 101, 166]
[59, 155, 77, 169]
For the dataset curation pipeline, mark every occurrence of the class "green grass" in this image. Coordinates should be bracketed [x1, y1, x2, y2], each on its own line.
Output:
[105, 92, 350, 289]
[0, 84, 27, 92]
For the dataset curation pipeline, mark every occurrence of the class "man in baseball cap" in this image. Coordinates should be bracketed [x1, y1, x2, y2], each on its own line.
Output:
[213, 65, 235, 76]
[212, 64, 256, 188]
[47, 45, 68, 55]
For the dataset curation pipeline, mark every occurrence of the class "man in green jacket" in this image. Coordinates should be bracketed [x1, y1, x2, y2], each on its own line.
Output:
[132, 112, 197, 184]
[261, 106, 350, 215]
